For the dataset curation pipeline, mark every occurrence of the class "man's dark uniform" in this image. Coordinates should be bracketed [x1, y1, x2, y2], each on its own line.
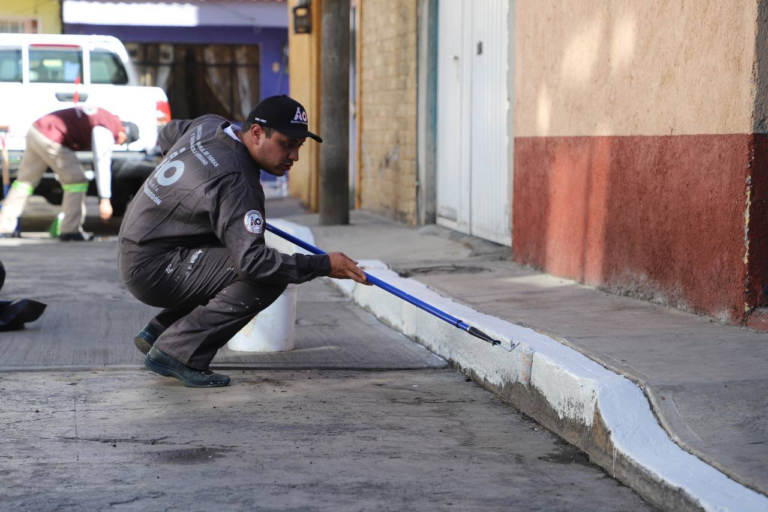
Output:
[118, 115, 330, 370]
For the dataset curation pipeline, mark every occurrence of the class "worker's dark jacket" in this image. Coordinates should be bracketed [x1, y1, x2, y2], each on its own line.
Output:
[118, 115, 330, 284]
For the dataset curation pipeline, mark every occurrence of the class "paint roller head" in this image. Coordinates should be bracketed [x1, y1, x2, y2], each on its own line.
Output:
[466, 326, 515, 352]
[493, 339, 515, 352]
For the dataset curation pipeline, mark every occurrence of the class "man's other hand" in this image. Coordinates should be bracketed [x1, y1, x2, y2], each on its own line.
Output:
[99, 199, 113, 222]
[328, 252, 371, 285]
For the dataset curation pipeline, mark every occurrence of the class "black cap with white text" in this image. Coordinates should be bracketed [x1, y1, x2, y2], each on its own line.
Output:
[245, 95, 322, 143]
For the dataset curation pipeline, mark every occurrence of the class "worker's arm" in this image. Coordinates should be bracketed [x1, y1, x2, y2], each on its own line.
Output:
[209, 174, 332, 284]
[158, 120, 194, 155]
[327, 252, 369, 284]
[92, 126, 116, 221]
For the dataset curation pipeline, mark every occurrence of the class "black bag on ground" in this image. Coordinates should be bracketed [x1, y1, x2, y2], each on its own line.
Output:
[0, 259, 47, 331]
[0, 299, 47, 331]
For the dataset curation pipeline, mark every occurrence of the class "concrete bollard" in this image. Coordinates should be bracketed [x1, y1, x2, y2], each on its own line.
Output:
[227, 284, 297, 352]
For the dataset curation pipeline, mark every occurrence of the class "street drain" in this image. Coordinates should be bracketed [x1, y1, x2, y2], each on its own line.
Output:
[538, 441, 591, 467]
[396, 265, 491, 278]
[146, 447, 229, 465]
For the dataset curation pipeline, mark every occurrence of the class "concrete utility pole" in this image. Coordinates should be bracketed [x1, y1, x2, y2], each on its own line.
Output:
[319, 0, 350, 225]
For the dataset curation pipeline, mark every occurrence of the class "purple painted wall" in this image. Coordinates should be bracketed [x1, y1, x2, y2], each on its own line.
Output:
[65, 24, 290, 100]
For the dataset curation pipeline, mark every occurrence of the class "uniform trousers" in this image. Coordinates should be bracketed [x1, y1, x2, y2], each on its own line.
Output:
[0, 126, 88, 235]
[119, 240, 287, 369]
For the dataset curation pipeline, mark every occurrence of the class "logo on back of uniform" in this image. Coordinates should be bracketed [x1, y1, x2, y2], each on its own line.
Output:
[156, 160, 185, 186]
[244, 210, 264, 235]
[291, 107, 308, 125]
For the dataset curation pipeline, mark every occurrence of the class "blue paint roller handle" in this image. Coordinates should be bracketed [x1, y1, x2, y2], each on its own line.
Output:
[265, 222, 508, 351]
[265, 223, 462, 327]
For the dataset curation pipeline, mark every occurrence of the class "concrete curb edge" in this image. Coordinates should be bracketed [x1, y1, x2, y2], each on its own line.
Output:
[270, 220, 767, 512]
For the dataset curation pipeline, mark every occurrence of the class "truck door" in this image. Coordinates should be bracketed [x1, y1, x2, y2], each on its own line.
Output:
[0, 44, 25, 152]
[85, 42, 156, 152]
[25, 44, 85, 127]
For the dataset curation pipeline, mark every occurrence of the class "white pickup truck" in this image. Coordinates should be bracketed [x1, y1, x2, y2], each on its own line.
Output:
[0, 33, 170, 214]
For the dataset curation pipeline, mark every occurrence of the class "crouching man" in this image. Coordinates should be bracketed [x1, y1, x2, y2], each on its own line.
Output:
[118, 95, 368, 388]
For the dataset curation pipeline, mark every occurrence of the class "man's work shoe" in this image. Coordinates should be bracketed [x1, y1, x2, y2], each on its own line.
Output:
[144, 347, 230, 388]
[60, 232, 94, 242]
[134, 322, 163, 355]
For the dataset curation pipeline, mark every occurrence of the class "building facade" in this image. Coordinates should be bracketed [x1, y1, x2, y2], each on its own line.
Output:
[292, 0, 768, 328]
[513, 0, 768, 325]
[0, 0, 62, 34]
[286, 0, 322, 211]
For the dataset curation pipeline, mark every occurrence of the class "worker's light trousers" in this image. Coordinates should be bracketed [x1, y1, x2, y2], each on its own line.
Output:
[0, 127, 88, 235]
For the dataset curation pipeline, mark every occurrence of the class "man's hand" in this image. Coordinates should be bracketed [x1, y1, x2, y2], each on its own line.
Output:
[99, 198, 113, 222]
[327, 252, 371, 285]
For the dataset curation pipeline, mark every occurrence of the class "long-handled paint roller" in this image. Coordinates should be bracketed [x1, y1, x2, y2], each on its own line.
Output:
[266, 223, 513, 352]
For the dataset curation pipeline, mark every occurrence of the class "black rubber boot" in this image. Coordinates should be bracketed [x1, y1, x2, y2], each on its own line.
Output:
[134, 322, 164, 355]
[144, 347, 230, 388]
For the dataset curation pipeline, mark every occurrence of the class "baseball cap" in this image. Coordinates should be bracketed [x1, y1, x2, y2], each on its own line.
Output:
[121, 121, 140, 144]
[245, 95, 322, 143]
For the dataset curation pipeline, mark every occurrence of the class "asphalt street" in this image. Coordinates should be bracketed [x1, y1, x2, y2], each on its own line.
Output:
[0, 198, 655, 511]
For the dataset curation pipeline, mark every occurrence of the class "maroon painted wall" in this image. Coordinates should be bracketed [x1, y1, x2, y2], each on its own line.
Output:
[513, 134, 768, 322]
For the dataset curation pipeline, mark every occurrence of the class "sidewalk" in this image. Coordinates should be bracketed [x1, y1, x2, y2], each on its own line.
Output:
[281, 210, 768, 511]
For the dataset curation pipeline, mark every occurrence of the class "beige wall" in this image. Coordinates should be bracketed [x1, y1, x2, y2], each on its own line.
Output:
[288, 0, 322, 211]
[515, 0, 758, 137]
[0, 0, 61, 33]
[358, 0, 418, 224]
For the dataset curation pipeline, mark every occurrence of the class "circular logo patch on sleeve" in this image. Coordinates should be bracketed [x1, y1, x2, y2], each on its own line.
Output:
[244, 210, 264, 234]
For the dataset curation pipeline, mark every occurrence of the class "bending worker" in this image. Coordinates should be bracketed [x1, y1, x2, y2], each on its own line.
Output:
[0, 106, 139, 241]
[118, 95, 369, 388]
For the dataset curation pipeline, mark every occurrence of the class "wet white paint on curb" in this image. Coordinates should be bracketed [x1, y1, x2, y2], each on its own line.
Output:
[273, 220, 768, 511]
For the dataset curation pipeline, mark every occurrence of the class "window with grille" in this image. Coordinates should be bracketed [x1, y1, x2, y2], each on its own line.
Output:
[0, 19, 38, 34]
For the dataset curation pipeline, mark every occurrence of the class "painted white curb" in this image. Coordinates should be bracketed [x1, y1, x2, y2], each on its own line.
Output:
[265, 219, 316, 256]
[276, 220, 768, 511]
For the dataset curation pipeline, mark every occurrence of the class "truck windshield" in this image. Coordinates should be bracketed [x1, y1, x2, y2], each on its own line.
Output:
[29, 45, 83, 83]
[90, 49, 128, 85]
[0, 47, 22, 82]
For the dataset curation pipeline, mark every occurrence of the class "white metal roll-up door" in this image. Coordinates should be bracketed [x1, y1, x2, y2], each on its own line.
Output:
[436, 0, 470, 232]
[469, 0, 511, 245]
[436, 0, 511, 246]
